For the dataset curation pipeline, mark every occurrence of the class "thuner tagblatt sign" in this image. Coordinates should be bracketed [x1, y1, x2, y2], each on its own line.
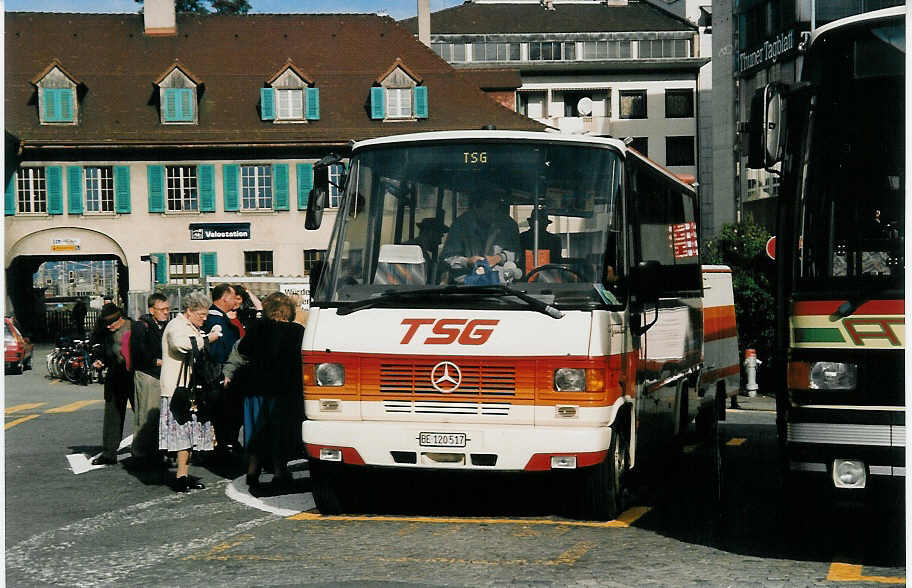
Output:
[189, 222, 251, 240]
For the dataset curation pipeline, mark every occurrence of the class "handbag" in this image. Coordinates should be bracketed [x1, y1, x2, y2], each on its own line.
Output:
[170, 351, 193, 425]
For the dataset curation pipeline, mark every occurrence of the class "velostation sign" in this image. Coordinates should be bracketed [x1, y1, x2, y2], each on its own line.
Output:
[189, 222, 251, 240]
[736, 29, 799, 77]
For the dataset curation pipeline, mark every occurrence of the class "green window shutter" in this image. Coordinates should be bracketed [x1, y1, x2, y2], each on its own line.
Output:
[152, 253, 167, 284]
[43, 89, 58, 122]
[67, 166, 84, 215]
[200, 252, 217, 280]
[306, 88, 320, 120]
[46, 166, 63, 215]
[273, 164, 289, 210]
[178, 88, 194, 121]
[198, 164, 215, 212]
[163, 89, 178, 121]
[58, 88, 74, 122]
[414, 86, 428, 119]
[296, 163, 313, 210]
[147, 165, 164, 213]
[114, 166, 131, 213]
[260, 88, 275, 121]
[6, 172, 16, 216]
[370, 87, 385, 120]
[223, 164, 239, 211]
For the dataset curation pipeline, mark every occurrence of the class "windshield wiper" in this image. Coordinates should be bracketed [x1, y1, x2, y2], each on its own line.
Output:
[336, 284, 564, 319]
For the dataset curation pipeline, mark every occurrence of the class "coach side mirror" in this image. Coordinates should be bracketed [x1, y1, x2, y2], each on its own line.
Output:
[305, 165, 329, 230]
[747, 83, 787, 171]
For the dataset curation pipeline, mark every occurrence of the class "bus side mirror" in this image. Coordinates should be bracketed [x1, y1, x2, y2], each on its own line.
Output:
[305, 165, 329, 230]
[747, 83, 787, 171]
[629, 260, 661, 306]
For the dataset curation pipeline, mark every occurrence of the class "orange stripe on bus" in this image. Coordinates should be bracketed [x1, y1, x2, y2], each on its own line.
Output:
[704, 305, 737, 341]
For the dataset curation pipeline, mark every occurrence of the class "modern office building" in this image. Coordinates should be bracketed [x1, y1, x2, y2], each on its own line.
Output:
[402, 0, 717, 235]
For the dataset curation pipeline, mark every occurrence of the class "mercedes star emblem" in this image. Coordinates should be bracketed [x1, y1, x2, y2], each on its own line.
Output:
[430, 361, 462, 393]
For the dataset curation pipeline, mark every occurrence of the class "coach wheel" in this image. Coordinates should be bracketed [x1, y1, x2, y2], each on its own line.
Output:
[579, 423, 628, 521]
[309, 458, 346, 515]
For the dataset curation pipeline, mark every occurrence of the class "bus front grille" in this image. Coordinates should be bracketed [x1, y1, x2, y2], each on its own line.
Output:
[378, 362, 516, 396]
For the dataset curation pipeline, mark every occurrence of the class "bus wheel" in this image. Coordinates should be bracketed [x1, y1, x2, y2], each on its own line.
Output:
[579, 425, 627, 521]
[699, 391, 724, 505]
[309, 458, 345, 515]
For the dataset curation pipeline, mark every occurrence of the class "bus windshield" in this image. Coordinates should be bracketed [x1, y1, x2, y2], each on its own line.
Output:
[314, 141, 624, 311]
[797, 18, 905, 291]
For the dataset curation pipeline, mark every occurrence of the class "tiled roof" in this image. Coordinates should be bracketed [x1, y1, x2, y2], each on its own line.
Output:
[5, 12, 544, 151]
[458, 68, 523, 90]
[400, 1, 697, 34]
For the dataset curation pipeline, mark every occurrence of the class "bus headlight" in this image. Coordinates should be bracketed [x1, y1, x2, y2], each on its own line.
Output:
[809, 362, 857, 390]
[554, 368, 586, 392]
[315, 363, 345, 386]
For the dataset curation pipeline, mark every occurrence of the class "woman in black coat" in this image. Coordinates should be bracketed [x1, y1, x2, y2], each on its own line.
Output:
[223, 292, 305, 492]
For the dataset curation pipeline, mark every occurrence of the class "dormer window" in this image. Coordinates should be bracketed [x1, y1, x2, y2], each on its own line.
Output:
[155, 62, 201, 124]
[371, 59, 428, 121]
[261, 62, 319, 122]
[32, 61, 79, 125]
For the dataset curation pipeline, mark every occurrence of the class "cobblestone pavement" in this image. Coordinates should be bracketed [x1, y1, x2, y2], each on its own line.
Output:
[5, 360, 905, 587]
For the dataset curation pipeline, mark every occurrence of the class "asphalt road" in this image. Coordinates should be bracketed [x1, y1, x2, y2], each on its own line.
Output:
[4, 344, 906, 587]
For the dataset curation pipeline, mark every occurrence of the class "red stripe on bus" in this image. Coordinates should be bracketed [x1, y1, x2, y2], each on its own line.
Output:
[793, 300, 904, 316]
[704, 305, 737, 341]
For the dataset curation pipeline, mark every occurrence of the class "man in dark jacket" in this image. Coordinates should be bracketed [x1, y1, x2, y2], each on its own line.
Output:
[202, 283, 241, 458]
[91, 304, 134, 466]
[129, 293, 170, 467]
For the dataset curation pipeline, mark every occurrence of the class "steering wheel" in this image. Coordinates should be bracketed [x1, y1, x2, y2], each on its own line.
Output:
[524, 264, 584, 283]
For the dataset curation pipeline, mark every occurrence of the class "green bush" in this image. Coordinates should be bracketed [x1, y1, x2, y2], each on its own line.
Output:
[703, 218, 776, 368]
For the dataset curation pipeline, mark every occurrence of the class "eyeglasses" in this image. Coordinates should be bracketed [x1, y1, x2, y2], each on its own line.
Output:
[152, 305, 170, 312]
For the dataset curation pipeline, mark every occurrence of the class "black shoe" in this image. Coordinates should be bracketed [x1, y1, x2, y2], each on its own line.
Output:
[187, 475, 206, 490]
[174, 476, 191, 493]
[92, 455, 116, 466]
[246, 473, 260, 489]
[272, 471, 294, 494]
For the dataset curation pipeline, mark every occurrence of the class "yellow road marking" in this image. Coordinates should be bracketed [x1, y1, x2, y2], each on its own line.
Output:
[186, 538, 596, 566]
[5, 414, 40, 429]
[288, 506, 651, 528]
[827, 562, 905, 584]
[45, 399, 102, 413]
[726, 437, 747, 446]
[6, 402, 46, 414]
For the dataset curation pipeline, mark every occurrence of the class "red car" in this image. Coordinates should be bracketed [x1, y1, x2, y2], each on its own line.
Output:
[5, 317, 33, 374]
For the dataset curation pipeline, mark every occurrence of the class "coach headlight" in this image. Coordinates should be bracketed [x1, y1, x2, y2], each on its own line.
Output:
[554, 368, 586, 392]
[315, 363, 345, 387]
[809, 362, 857, 390]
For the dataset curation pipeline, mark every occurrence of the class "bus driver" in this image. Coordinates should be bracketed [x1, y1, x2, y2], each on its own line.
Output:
[439, 191, 521, 283]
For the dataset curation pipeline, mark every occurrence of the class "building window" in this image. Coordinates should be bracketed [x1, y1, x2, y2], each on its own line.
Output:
[432, 42, 467, 62]
[41, 87, 76, 124]
[245, 251, 273, 276]
[581, 40, 631, 59]
[619, 90, 647, 119]
[162, 88, 195, 123]
[84, 166, 114, 213]
[16, 167, 47, 214]
[328, 163, 343, 208]
[166, 165, 198, 212]
[472, 42, 522, 62]
[276, 88, 304, 120]
[303, 249, 325, 273]
[241, 164, 273, 210]
[628, 137, 648, 157]
[518, 91, 547, 118]
[386, 87, 413, 118]
[665, 89, 694, 118]
[169, 253, 200, 285]
[562, 91, 607, 118]
[638, 39, 690, 58]
[666, 136, 695, 166]
[529, 41, 569, 61]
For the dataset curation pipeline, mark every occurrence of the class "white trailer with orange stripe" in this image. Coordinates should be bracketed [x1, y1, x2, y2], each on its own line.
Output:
[701, 265, 740, 409]
[300, 131, 712, 520]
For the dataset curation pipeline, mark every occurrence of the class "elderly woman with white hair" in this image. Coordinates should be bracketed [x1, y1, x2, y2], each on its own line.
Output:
[159, 290, 220, 493]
